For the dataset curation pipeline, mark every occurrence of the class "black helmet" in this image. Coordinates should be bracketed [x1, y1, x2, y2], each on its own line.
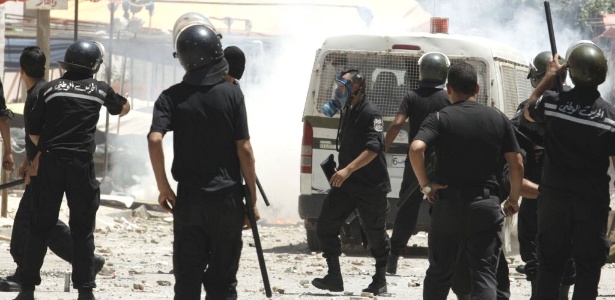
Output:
[58, 40, 104, 74]
[527, 51, 567, 88]
[174, 25, 224, 71]
[418, 52, 450, 86]
[565, 41, 607, 88]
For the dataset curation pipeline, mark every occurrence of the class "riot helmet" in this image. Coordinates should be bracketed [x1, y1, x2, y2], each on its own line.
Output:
[565, 41, 607, 88]
[58, 40, 105, 74]
[527, 51, 567, 88]
[172, 12, 219, 47]
[174, 25, 224, 72]
[418, 52, 450, 87]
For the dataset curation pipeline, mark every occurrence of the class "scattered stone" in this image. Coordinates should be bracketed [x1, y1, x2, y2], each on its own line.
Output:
[361, 291, 374, 297]
[133, 283, 144, 291]
[272, 286, 285, 294]
[132, 205, 151, 220]
[97, 247, 113, 254]
[156, 280, 172, 286]
[408, 279, 421, 287]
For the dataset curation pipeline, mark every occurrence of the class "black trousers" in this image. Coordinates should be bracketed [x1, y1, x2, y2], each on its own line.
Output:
[390, 163, 423, 256]
[317, 188, 390, 262]
[423, 187, 504, 300]
[11, 177, 73, 273]
[21, 151, 100, 289]
[519, 197, 575, 285]
[173, 184, 244, 300]
[536, 183, 610, 300]
[452, 249, 510, 300]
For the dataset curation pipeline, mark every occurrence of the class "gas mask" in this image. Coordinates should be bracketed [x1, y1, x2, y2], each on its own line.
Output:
[322, 69, 360, 118]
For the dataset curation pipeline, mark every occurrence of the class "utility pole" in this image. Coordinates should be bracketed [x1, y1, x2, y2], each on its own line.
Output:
[74, 0, 79, 41]
[37, 9, 51, 81]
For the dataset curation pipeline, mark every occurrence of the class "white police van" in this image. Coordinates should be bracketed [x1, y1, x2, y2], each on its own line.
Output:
[299, 31, 533, 253]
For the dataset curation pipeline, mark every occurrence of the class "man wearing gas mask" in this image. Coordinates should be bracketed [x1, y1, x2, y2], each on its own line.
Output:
[312, 68, 391, 296]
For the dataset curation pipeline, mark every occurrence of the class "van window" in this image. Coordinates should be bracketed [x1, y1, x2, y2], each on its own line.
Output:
[498, 61, 534, 117]
[317, 51, 490, 117]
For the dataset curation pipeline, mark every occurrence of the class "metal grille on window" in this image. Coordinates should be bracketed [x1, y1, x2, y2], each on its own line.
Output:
[500, 63, 520, 118]
[515, 65, 533, 110]
[449, 59, 489, 106]
[317, 52, 489, 117]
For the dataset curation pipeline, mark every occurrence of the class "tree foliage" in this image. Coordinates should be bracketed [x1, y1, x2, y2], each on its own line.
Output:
[417, 0, 615, 38]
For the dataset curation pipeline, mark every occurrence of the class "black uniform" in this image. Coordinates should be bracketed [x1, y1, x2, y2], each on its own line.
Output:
[149, 81, 248, 300]
[527, 87, 615, 299]
[513, 101, 575, 290]
[390, 85, 449, 256]
[414, 100, 520, 299]
[10, 79, 73, 278]
[317, 95, 391, 262]
[21, 72, 126, 290]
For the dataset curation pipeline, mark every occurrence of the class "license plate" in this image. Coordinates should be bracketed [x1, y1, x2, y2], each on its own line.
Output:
[387, 155, 406, 168]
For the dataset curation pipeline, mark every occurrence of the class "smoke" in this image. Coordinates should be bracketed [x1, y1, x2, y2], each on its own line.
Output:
[105, 0, 613, 221]
[428, 0, 615, 99]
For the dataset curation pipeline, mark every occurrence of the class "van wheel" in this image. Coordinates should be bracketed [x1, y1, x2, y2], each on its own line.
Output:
[304, 218, 320, 252]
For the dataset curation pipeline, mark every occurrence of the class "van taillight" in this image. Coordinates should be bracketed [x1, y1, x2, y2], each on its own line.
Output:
[392, 44, 421, 50]
[301, 121, 313, 174]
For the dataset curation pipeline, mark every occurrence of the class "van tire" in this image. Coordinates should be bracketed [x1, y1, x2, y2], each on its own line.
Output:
[305, 218, 321, 252]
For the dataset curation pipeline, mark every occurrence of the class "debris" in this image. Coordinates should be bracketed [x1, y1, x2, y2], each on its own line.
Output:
[133, 283, 144, 291]
[408, 279, 421, 287]
[132, 205, 151, 220]
[156, 280, 172, 286]
[360, 291, 374, 297]
[272, 286, 285, 294]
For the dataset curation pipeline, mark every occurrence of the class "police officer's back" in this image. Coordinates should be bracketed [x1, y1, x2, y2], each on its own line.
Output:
[523, 41, 615, 299]
[148, 15, 258, 300]
[410, 62, 523, 299]
[17, 40, 129, 300]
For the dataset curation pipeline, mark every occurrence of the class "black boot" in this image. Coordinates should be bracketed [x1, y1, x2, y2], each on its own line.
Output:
[6, 267, 21, 282]
[558, 284, 571, 300]
[386, 254, 399, 275]
[77, 288, 96, 300]
[93, 255, 106, 276]
[13, 285, 34, 300]
[362, 260, 387, 295]
[516, 264, 526, 274]
[312, 256, 344, 292]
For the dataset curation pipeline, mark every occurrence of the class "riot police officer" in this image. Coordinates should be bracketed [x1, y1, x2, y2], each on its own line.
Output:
[312, 68, 391, 296]
[384, 52, 450, 275]
[516, 51, 575, 299]
[411, 62, 523, 299]
[15, 40, 130, 300]
[4, 46, 106, 293]
[148, 17, 258, 300]
[523, 41, 614, 299]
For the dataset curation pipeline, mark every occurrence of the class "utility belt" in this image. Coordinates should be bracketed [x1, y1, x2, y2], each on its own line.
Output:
[437, 185, 499, 204]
